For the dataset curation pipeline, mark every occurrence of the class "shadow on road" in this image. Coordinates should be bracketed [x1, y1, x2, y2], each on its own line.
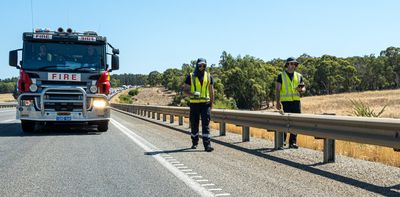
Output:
[0, 122, 101, 137]
[145, 148, 202, 155]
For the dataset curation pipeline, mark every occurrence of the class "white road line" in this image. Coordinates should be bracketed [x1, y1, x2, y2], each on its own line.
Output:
[170, 161, 180, 164]
[181, 169, 193, 172]
[0, 119, 16, 123]
[209, 189, 223, 191]
[215, 193, 231, 196]
[190, 176, 203, 179]
[185, 172, 197, 175]
[0, 110, 15, 113]
[196, 180, 209, 182]
[110, 119, 215, 197]
[177, 166, 188, 169]
[173, 163, 184, 166]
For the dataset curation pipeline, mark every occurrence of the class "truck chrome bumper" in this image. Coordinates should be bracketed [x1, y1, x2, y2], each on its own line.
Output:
[17, 87, 110, 121]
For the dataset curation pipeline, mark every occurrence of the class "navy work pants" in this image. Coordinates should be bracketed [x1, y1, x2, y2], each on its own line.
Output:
[282, 101, 301, 145]
[190, 103, 211, 147]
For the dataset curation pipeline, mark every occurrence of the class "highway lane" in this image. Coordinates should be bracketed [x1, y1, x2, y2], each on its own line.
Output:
[0, 109, 199, 197]
[0, 108, 399, 196]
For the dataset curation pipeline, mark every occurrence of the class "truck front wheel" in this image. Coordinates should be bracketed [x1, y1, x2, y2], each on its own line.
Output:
[21, 120, 36, 133]
[97, 121, 109, 132]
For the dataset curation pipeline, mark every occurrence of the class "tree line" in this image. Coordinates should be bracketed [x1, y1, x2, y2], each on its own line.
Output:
[2, 46, 399, 110]
[0, 77, 17, 93]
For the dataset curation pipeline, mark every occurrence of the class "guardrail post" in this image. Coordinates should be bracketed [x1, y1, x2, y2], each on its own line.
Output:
[242, 126, 250, 142]
[179, 116, 183, 125]
[163, 114, 167, 122]
[324, 139, 335, 163]
[274, 131, 284, 150]
[148, 111, 151, 118]
[157, 113, 161, 120]
[219, 122, 226, 136]
[170, 115, 174, 124]
[152, 112, 155, 119]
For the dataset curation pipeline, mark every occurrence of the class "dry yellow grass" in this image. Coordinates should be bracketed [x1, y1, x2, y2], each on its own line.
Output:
[0, 93, 15, 102]
[301, 89, 400, 118]
[299, 89, 400, 167]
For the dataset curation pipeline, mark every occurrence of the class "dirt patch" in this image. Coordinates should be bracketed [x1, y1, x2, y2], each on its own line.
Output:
[132, 87, 175, 106]
[111, 86, 175, 106]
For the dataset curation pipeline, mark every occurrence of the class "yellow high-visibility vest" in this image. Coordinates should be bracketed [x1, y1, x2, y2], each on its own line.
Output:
[280, 71, 301, 102]
[190, 71, 210, 103]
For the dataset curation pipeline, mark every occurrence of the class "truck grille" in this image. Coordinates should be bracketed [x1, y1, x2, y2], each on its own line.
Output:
[41, 89, 91, 112]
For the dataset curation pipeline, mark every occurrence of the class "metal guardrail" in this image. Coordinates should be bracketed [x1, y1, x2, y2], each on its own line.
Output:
[111, 103, 400, 163]
[0, 102, 17, 109]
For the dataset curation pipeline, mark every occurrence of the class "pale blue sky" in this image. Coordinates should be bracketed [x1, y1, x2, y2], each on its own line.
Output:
[1, 0, 399, 79]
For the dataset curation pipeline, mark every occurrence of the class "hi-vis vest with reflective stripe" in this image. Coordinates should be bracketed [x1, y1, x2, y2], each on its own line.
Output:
[280, 71, 301, 102]
[190, 71, 210, 103]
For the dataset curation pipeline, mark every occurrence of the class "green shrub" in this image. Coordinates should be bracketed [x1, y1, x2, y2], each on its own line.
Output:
[350, 99, 386, 117]
[128, 88, 139, 96]
[214, 98, 237, 109]
[119, 94, 133, 104]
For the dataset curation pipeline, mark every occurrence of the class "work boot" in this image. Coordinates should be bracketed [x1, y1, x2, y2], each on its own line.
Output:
[289, 143, 299, 149]
[205, 145, 214, 152]
[191, 144, 198, 149]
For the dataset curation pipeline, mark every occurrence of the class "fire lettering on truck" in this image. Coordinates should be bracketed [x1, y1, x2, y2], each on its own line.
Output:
[48, 73, 81, 81]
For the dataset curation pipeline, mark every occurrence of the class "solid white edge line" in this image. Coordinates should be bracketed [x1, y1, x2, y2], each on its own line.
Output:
[110, 119, 215, 197]
[0, 109, 16, 113]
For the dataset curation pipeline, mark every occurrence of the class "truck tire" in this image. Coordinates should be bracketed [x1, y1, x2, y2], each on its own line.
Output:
[97, 121, 109, 132]
[21, 120, 36, 133]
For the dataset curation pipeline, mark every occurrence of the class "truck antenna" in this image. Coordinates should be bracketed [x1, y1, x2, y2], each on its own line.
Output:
[30, 0, 34, 32]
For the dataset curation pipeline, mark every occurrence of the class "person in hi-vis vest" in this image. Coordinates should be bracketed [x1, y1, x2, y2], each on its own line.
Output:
[183, 58, 215, 152]
[275, 57, 306, 149]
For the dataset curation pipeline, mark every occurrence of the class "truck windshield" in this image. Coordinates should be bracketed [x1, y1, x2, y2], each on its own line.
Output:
[23, 42, 105, 72]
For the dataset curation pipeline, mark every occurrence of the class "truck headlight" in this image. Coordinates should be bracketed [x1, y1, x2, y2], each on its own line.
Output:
[29, 84, 38, 92]
[90, 85, 98, 93]
[93, 99, 106, 108]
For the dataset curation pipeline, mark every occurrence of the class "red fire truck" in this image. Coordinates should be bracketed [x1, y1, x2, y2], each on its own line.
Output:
[9, 27, 119, 132]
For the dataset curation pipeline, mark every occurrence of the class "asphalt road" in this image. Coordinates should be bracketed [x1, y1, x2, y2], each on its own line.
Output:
[0, 108, 399, 197]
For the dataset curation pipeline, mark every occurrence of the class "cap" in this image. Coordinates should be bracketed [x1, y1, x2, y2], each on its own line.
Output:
[197, 58, 207, 65]
[285, 57, 299, 67]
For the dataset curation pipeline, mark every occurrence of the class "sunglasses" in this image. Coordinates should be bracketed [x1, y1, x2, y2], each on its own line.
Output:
[198, 64, 206, 68]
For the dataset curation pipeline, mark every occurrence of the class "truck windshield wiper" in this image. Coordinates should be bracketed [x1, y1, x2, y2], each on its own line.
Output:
[73, 67, 96, 71]
[38, 65, 70, 71]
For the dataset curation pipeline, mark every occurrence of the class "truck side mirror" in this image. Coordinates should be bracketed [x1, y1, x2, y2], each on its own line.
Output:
[112, 48, 120, 55]
[9, 50, 18, 67]
[111, 55, 119, 71]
